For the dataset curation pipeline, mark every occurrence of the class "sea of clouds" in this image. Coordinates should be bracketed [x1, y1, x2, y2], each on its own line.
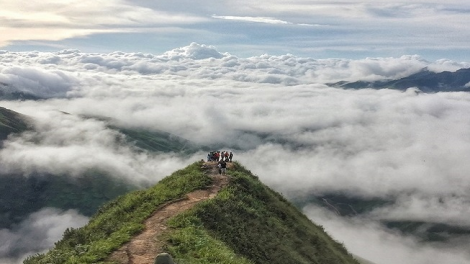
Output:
[1, 43, 470, 264]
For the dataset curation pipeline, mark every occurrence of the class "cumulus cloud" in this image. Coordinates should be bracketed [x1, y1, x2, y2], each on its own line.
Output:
[1, 44, 470, 261]
[0, 208, 88, 264]
[161, 42, 226, 60]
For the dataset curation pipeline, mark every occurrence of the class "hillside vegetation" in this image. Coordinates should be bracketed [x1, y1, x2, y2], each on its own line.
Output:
[24, 161, 359, 264]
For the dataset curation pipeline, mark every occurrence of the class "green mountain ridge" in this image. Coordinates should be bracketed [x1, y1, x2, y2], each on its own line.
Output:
[24, 161, 361, 264]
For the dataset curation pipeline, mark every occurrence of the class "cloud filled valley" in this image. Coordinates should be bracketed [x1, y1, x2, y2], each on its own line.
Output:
[1, 43, 470, 264]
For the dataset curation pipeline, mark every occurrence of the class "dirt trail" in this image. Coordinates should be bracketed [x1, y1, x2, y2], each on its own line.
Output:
[107, 162, 231, 264]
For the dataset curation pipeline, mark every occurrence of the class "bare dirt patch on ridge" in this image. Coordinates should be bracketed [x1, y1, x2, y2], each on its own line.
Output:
[107, 162, 231, 264]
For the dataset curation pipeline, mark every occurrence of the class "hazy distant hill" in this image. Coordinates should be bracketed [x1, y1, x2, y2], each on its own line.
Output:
[293, 193, 470, 243]
[0, 108, 202, 231]
[329, 68, 470, 92]
[116, 126, 202, 154]
[24, 161, 361, 264]
[0, 106, 31, 140]
[0, 83, 42, 101]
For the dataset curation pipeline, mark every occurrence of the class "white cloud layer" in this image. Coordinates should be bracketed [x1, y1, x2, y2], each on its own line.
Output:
[1, 44, 470, 262]
[304, 205, 470, 264]
[0, 208, 88, 264]
[0, 108, 200, 184]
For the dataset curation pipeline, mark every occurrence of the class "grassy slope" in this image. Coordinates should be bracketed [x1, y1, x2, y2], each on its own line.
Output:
[23, 162, 212, 264]
[167, 163, 359, 264]
[24, 162, 359, 264]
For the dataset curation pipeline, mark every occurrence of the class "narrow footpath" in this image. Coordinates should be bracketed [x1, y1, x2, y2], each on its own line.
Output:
[107, 162, 231, 264]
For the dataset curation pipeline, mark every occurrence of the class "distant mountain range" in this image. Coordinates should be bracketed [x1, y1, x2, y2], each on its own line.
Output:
[0, 82, 42, 101]
[329, 68, 470, 92]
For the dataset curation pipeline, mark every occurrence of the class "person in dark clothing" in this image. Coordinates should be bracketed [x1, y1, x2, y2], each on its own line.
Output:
[218, 159, 227, 175]
[229, 151, 233, 162]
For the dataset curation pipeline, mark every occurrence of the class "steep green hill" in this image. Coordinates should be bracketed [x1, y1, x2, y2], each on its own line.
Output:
[0, 171, 135, 229]
[24, 161, 360, 264]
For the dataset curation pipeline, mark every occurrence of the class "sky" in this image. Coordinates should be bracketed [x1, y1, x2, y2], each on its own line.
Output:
[1, 45, 470, 263]
[1, 1, 470, 264]
[1, 0, 470, 61]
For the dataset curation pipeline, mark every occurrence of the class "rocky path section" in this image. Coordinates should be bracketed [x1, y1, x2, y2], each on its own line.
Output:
[107, 162, 230, 264]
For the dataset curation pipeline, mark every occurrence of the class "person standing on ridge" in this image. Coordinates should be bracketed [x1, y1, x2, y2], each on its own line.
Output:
[229, 151, 233, 162]
[219, 159, 227, 175]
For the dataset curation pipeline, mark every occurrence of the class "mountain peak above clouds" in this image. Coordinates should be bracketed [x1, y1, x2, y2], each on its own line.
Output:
[329, 67, 470, 92]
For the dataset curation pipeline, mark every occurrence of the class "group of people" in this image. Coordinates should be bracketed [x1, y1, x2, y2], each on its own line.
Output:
[207, 150, 233, 163]
[207, 151, 233, 175]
